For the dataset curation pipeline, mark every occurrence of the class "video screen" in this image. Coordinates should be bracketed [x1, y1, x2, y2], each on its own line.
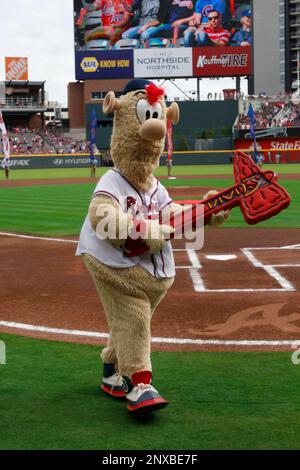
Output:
[74, 1, 253, 79]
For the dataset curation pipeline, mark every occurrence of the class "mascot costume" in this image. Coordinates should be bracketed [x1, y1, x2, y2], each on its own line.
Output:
[76, 79, 229, 413]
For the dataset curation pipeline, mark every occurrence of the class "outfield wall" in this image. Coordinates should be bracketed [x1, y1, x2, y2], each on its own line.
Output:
[0, 152, 232, 169]
[2, 149, 300, 170]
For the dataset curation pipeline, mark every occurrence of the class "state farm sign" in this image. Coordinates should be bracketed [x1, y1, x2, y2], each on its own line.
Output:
[193, 46, 252, 77]
[235, 138, 300, 151]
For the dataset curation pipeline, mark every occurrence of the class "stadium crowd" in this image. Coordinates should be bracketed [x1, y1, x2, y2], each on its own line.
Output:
[76, 1, 252, 50]
[1, 128, 90, 155]
[235, 97, 300, 130]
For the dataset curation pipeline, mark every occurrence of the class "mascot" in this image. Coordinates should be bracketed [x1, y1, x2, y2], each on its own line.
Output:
[76, 79, 229, 413]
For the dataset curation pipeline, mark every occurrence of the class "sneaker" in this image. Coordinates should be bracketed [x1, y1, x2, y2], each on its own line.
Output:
[126, 383, 168, 413]
[101, 363, 132, 399]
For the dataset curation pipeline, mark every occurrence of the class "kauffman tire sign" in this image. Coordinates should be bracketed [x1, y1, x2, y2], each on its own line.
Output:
[193, 46, 252, 77]
[134, 48, 193, 78]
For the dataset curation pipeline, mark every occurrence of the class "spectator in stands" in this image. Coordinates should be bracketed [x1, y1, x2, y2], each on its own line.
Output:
[85, 0, 134, 47]
[192, 0, 230, 26]
[3, 128, 90, 155]
[184, 9, 231, 47]
[230, 8, 252, 46]
[140, 1, 196, 45]
[121, 0, 160, 43]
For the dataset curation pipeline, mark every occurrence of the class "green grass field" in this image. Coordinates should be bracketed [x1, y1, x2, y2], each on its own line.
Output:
[0, 166, 299, 235]
[1, 334, 300, 450]
[1, 165, 300, 450]
[3, 163, 300, 181]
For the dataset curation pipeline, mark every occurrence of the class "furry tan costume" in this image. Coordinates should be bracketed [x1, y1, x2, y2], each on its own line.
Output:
[77, 79, 229, 413]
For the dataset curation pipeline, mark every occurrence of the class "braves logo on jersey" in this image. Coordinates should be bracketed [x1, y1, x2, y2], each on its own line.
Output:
[126, 196, 160, 220]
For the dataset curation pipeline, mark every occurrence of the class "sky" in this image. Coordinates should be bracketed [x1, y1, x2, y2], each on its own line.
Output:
[0, 0, 248, 106]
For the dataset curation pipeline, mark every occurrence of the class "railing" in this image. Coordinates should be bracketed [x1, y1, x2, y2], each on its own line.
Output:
[1, 97, 45, 109]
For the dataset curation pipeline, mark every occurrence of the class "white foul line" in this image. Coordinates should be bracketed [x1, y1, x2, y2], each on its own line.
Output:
[187, 249, 206, 292]
[0, 232, 298, 292]
[0, 232, 77, 244]
[0, 320, 298, 347]
[242, 248, 295, 292]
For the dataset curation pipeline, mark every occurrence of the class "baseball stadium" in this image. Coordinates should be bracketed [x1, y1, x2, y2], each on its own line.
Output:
[1, 0, 300, 454]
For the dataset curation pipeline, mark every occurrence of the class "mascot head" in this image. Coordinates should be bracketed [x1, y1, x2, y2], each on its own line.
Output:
[102, 79, 179, 191]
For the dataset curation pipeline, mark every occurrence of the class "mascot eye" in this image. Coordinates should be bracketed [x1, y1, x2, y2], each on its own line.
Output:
[151, 103, 162, 120]
[136, 99, 162, 123]
[136, 99, 151, 123]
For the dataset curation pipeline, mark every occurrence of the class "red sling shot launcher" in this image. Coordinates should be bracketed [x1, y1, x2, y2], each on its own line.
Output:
[123, 152, 291, 257]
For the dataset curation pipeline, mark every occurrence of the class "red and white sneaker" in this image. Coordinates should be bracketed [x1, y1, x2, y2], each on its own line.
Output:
[126, 371, 168, 413]
[101, 363, 132, 399]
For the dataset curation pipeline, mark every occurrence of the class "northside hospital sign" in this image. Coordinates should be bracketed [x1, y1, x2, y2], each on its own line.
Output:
[77, 46, 252, 80]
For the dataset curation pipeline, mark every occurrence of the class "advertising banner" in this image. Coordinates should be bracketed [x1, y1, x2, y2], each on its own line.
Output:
[235, 138, 300, 152]
[193, 46, 251, 77]
[0, 155, 101, 169]
[134, 48, 193, 78]
[75, 50, 134, 79]
[74, 0, 253, 80]
[5, 57, 28, 81]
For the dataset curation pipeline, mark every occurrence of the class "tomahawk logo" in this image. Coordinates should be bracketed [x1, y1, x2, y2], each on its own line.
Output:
[0, 340, 6, 365]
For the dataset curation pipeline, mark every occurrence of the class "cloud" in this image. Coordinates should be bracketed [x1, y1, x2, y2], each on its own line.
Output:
[0, 0, 75, 104]
[0, 1, 248, 105]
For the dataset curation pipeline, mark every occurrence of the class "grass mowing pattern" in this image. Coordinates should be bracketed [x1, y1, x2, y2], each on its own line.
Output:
[0, 178, 299, 235]
[0, 334, 300, 450]
[0, 183, 93, 236]
[4, 163, 300, 180]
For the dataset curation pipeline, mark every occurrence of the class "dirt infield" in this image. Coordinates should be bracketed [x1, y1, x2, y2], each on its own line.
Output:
[0, 173, 298, 189]
[1, 177, 300, 352]
[1, 227, 300, 352]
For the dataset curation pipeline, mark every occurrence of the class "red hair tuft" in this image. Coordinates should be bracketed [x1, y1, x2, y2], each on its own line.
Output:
[145, 83, 165, 105]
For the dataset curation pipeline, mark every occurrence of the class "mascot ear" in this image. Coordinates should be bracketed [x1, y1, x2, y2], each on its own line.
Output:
[103, 91, 121, 115]
[167, 102, 180, 125]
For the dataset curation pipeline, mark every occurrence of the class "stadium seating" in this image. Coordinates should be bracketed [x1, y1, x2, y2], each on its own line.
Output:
[1, 128, 90, 155]
[113, 39, 140, 49]
[145, 38, 171, 49]
[235, 97, 300, 130]
[85, 39, 109, 50]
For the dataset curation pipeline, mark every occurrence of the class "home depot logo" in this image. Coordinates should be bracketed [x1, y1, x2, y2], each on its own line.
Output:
[5, 57, 28, 81]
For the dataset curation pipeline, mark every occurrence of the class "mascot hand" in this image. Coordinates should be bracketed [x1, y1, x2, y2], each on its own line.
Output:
[203, 190, 230, 227]
[144, 219, 174, 254]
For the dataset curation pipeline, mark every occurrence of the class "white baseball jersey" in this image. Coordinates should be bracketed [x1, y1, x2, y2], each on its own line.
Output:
[76, 168, 175, 279]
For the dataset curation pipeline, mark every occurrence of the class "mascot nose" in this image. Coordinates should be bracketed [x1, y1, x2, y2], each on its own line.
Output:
[140, 119, 166, 141]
